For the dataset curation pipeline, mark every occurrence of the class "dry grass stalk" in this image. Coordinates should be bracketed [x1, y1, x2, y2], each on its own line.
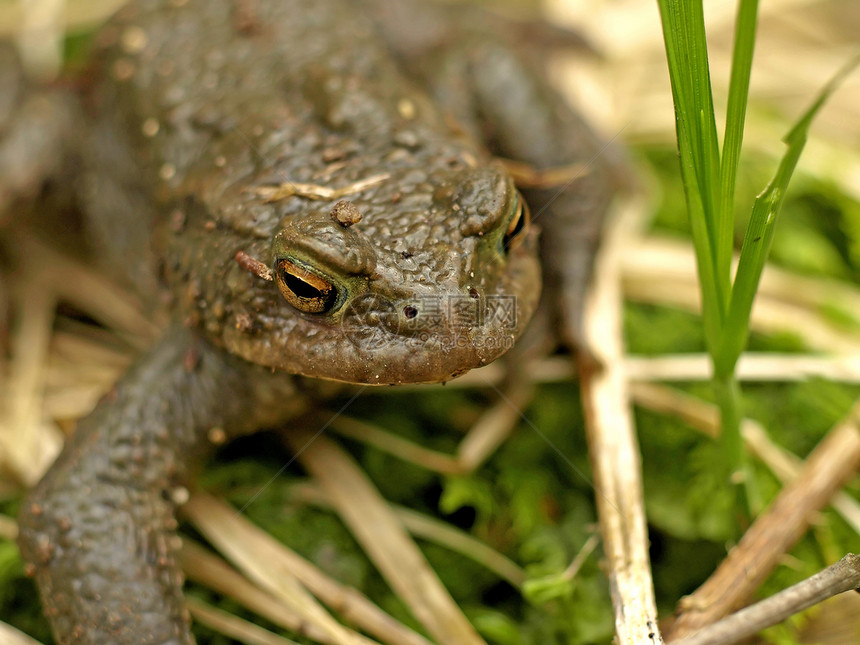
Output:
[0, 513, 17, 540]
[184, 492, 432, 645]
[288, 482, 527, 588]
[183, 492, 434, 645]
[180, 541, 335, 644]
[332, 375, 532, 476]
[0, 244, 61, 486]
[15, 0, 64, 80]
[24, 235, 162, 345]
[0, 621, 43, 645]
[666, 401, 860, 639]
[455, 373, 535, 473]
[185, 596, 303, 645]
[742, 424, 860, 535]
[408, 350, 860, 391]
[183, 493, 368, 645]
[579, 195, 662, 644]
[0, 0, 124, 38]
[330, 415, 464, 475]
[286, 430, 486, 645]
[626, 353, 860, 384]
[622, 236, 860, 354]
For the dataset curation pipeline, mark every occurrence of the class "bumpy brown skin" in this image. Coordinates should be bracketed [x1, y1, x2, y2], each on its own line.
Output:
[83, 0, 542, 385]
[16, 0, 616, 642]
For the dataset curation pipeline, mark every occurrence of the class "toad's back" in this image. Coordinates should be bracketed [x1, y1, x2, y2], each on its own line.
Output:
[86, 0, 541, 385]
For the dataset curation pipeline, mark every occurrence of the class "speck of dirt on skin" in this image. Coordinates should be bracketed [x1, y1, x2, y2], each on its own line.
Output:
[159, 163, 177, 181]
[183, 349, 200, 372]
[234, 312, 253, 332]
[169, 487, 190, 505]
[169, 209, 186, 232]
[397, 97, 416, 119]
[121, 26, 148, 54]
[142, 118, 160, 137]
[322, 147, 347, 162]
[330, 200, 362, 227]
[112, 58, 136, 81]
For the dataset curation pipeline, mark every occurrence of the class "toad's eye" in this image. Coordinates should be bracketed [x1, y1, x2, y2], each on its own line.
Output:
[503, 192, 530, 253]
[275, 258, 338, 314]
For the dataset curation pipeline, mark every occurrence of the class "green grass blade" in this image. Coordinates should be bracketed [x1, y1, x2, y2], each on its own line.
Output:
[718, 0, 759, 299]
[656, 0, 727, 350]
[677, 127, 723, 354]
[716, 55, 860, 376]
[678, 1, 725, 313]
[685, 2, 722, 251]
[657, 0, 724, 352]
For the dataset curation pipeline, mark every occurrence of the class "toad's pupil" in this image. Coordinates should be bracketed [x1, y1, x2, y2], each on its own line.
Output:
[275, 258, 337, 313]
[503, 195, 529, 252]
[285, 272, 324, 299]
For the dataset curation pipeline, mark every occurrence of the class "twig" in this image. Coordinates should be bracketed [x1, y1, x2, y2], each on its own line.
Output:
[579, 196, 663, 643]
[666, 400, 860, 639]
[670, 553, 860, 645]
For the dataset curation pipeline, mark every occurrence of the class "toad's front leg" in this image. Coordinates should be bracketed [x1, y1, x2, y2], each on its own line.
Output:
[18, 325, 301, 644]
